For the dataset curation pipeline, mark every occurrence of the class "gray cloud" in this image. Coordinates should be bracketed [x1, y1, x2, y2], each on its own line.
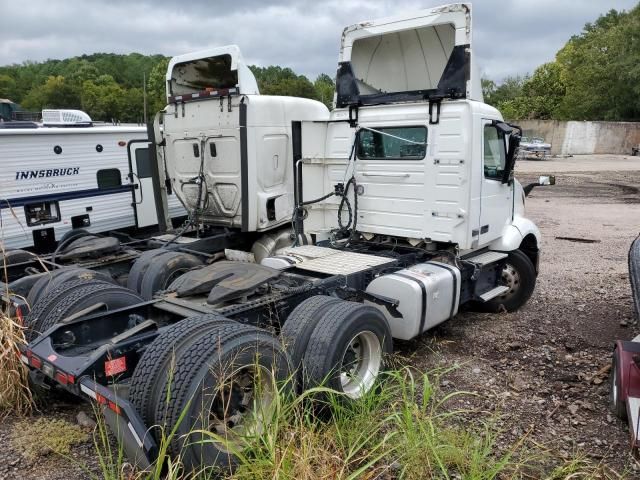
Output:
[0, 0, 637, 82]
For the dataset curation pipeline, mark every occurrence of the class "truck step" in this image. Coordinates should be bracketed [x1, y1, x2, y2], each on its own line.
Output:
[465, 251, 508, 267]
[479, 285, 510, 302]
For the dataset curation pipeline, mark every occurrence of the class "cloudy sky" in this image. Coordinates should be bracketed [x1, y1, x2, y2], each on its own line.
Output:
[1, 0, 637, 82]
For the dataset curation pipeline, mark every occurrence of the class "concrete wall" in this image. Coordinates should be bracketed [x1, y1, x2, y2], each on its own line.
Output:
[517, 120, 640, 155]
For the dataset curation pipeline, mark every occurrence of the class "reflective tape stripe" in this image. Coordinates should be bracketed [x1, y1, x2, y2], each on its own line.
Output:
[80, 384, 97, 400]
[128, 422, 143, 448]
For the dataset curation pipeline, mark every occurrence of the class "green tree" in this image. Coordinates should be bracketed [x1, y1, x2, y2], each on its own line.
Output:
[80, 76, 124, 122]
[147, 57, 170, 114]
[484, 75, 526, 108]
[555, 6, 640, 120]
[21, 75, 80, 110]
[314, 73, 334, 108]
[250, 65, 316, 98]
[0, 74, 17, 100]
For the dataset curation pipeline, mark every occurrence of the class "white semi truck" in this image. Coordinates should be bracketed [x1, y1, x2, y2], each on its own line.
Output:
[16, 3, 554, 473]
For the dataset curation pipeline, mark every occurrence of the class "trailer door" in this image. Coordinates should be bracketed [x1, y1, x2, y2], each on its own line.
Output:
[129, 142, 159, 228]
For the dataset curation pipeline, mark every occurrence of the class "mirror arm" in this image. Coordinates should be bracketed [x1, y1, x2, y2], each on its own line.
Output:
[523, 183, 537, 197]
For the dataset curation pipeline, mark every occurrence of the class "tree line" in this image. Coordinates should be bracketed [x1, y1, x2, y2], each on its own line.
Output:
[1, 3, 638, 123]
[483, 4, 640, 121]
[0, 53, 335, 123]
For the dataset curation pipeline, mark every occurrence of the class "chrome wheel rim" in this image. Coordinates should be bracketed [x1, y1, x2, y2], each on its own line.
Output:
[612, 363, 618, 406]
[499, 263, 521, 302]
[206, 365, 275, 453]
[339, 330, 382, 399]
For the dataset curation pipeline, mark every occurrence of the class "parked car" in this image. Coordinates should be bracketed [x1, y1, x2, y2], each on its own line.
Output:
[519, 136, 551, 159]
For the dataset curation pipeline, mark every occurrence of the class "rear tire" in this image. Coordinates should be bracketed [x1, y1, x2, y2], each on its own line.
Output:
[152, 323, 290, 473]
[303, 301, 392, 402]
[27, 268, 115, 309]
[126, 249, 169, 294]
[139, 251, 202, 300]
[610, 348, 627, 420]
[484, 249, 536, 312]
[129, 313, 236, 427]
[25, 279, 141, 340]
[280, 295, 342, 391]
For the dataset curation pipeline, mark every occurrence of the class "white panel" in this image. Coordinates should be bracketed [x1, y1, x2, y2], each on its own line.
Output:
[351, 24, 455, 94]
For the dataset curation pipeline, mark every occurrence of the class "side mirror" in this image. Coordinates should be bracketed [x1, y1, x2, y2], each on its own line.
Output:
[524, 174, 556, 196]
[495, 121, 522, 185]
[501, 133, 521, 184]
[539, 175, 556, 186]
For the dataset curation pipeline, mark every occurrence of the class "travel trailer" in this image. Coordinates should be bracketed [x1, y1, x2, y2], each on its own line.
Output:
[0, 110, 185, 251]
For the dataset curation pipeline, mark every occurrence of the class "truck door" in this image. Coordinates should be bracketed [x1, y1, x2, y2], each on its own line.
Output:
[354, 125, 428, 239]
[128, 141, 159, 228]
[479, 120, 512, 245]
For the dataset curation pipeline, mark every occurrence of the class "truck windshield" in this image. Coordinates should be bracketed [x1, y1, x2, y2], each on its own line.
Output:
[357, 126, 427, 160]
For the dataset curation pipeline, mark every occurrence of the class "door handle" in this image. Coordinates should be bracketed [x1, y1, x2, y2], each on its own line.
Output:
[130, 172, 143, 204]
[361, 172, 410, 178]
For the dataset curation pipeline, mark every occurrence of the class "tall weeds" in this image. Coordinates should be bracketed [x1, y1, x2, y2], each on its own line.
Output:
[90, 365, 628, 479]
[0, 300, 33, 416]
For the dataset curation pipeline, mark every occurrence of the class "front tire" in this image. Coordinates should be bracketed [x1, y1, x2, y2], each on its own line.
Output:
[485, 249, 536, 312]
[610, 348, 627, 420]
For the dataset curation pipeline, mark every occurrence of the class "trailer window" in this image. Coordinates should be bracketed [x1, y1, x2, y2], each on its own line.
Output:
[483, 125, 506, 180]
[357, 126, 427, 160]
[135, 148, 152, 179]
[97, 169, 122, 189]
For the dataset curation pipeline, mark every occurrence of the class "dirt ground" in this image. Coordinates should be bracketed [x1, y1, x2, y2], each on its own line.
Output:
[400, 154, 640, 476]
[2, 153, 640, 479]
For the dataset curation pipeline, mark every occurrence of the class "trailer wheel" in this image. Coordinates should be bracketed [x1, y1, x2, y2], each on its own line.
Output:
[26, 279, 108, 339]
[153, 324, 290, 472]
[610, 348, 627, 420]
[8, 273, 46, 301]
[280, 295, 342, 390]
[27, 268, 115, 309]
[303, 301, 392, 401]
[0, 249, 37, 267]
[484, 249, 536, 312]
[129, 313, 236, 427]
[126, 249, 169, 293]
[139, 251, 203, 300]
[25, 279, 141, 340]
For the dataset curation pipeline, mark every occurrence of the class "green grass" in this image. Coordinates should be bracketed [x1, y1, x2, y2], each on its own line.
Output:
[89, 366, 628, 480]
[11, 417, 88, 459]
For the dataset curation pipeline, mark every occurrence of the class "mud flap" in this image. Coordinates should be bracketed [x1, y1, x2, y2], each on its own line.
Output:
[102, 406, 152, 470]
[100, 383, 155, 470]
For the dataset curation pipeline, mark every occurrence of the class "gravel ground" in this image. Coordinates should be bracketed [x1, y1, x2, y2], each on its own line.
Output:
[2, 154, 640, 478]
[399, 154, 640, 475]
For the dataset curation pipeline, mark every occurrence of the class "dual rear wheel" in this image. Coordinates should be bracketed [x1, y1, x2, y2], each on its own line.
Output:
[128, 297, 392, 473]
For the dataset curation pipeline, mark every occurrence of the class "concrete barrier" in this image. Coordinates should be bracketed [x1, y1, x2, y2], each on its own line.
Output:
[516, 120, 640, 155]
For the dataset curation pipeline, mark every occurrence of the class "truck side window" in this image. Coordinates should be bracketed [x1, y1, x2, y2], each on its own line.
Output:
[357, 126, 427, 160]
[97, 168, 122, 189]
[483, 125, 506, 180]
